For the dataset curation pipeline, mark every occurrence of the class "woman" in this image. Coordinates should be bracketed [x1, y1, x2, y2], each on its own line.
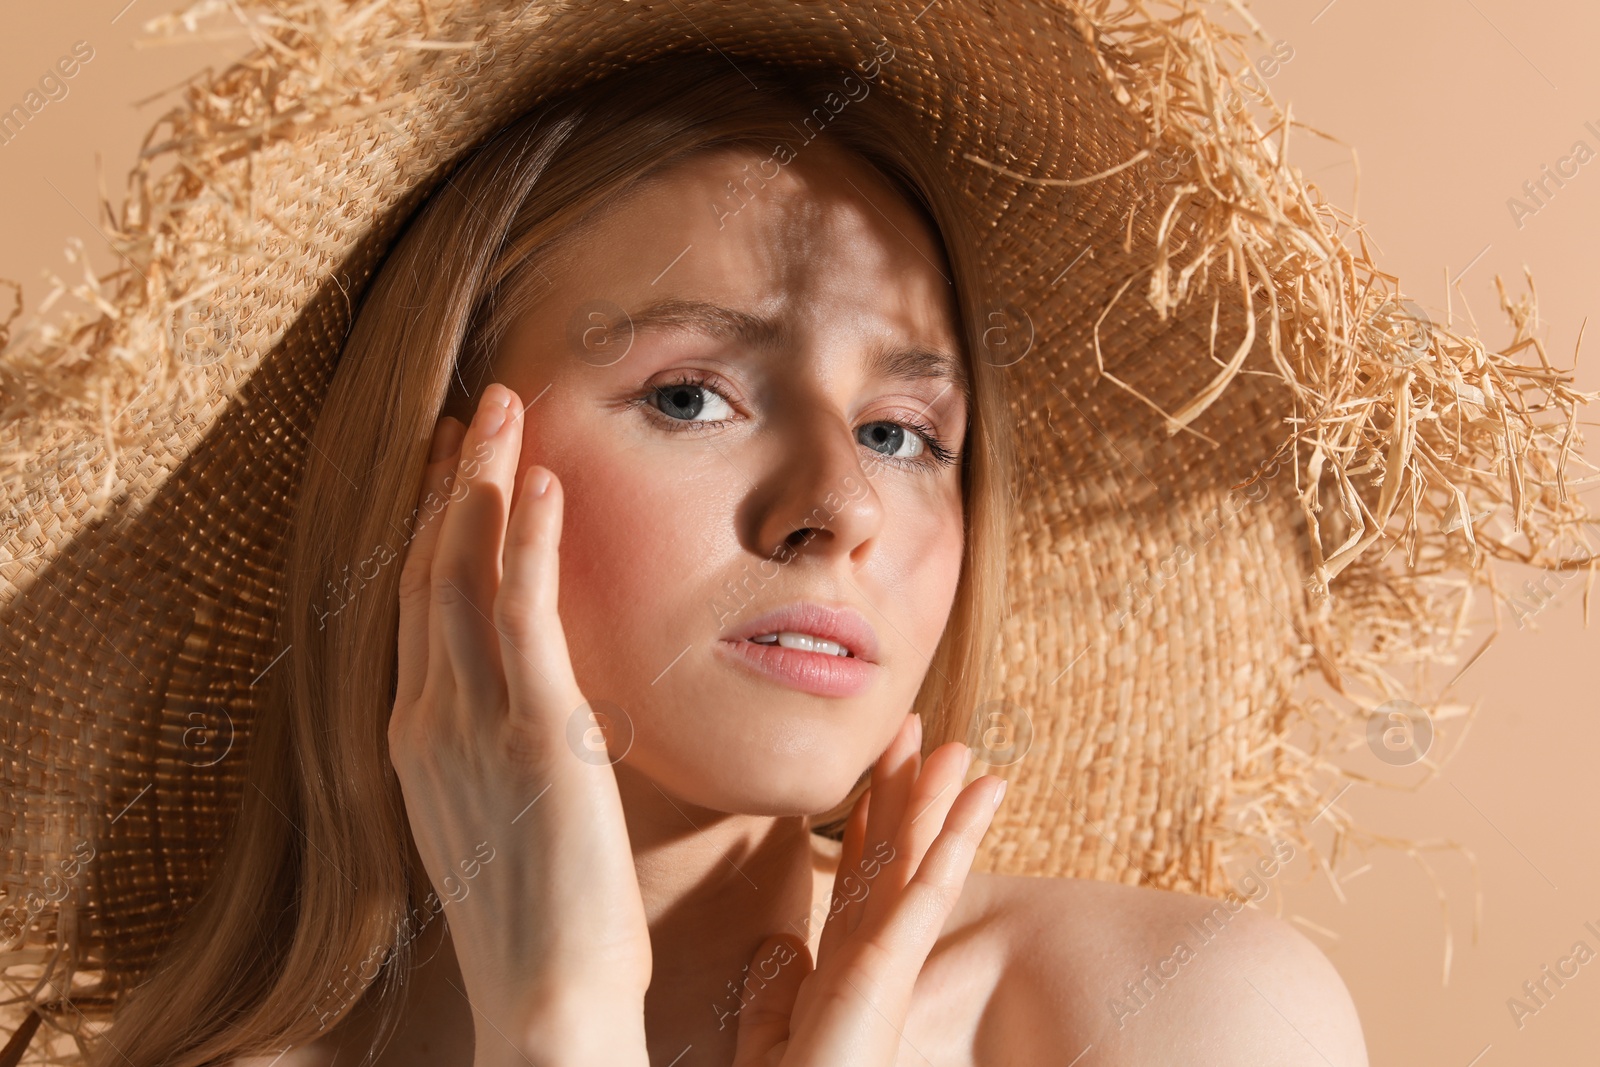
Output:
[69, 53, 1367, 1066]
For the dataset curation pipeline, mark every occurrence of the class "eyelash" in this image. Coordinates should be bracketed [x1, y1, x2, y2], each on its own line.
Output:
[632, 371, 960, 470]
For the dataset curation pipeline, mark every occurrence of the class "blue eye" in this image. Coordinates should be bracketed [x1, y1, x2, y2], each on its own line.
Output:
[650, 379, 735, 423]
[634, 371, 959, 469]
[859, 422, 925, 461]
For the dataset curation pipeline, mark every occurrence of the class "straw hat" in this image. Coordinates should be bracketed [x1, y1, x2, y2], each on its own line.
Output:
[2, 0, 1593, 1059]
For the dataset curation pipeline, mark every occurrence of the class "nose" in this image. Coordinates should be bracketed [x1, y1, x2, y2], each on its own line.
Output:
[751, 408, 884, 566]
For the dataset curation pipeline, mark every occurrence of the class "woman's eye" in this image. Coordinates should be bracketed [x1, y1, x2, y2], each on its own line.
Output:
[858, 421, 924, 460]
[640, 377, 957, 469]
[651, 380, 736, 423]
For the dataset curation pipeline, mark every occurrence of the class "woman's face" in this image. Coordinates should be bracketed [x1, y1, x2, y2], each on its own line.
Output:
[490, 139, 969, 816]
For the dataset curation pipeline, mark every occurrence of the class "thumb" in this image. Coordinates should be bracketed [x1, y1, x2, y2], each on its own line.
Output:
[732, 932, 813, 1066]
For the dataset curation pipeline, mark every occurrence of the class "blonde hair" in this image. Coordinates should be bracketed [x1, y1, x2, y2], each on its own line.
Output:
[95, 51, 1013, 1065]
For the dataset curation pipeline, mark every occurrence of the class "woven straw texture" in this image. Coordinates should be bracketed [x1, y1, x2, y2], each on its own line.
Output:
[1, 0, 1594, 1059]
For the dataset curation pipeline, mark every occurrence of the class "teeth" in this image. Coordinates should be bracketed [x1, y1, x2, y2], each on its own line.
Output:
[749, 631, 852, 657]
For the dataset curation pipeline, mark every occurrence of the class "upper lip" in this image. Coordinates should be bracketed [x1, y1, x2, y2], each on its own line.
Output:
[721, 602, 881, 664]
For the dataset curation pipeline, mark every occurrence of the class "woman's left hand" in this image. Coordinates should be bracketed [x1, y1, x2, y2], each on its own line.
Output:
[732, 712, 1008, 1065]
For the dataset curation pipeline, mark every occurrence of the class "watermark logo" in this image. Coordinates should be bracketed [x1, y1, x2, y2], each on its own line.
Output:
[1504, 531, 1598, 629]
[1506, 119, 1600, 230]
[968, 698, 1033, 767]
[441, 36, 497, 105]
[0, 838, 96, 943]
[566, 699, 635, 765]
[1363, 296, 1433, 369]
[711, 837, 898, 1031]
[169, 298, 238, 367]
[1228, 38, 1295, 110]
[1506, 921, 1600, 1030]
[311, 437, 494, 630]
[1137, 39, 1295, 190]
[566, 298, 633, 367]
[979, 303, 1035, 367]
[0, 40, 95, 149]
[308, 839, 496, 1029]
[1107, 836, 1297, 1030]
[181, 708, 235, 767]
[1365, 698, 1433, 766]
[707, 38, 897, 231]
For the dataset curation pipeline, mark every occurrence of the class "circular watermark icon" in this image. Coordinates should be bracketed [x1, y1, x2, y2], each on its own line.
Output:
[565, 299, 634, 367]
[566, 699, 635, 765]
[169, 301, 238, 367]
[442, 39, 497, 104]
[1365, 698, 1433, 766]
[1364, 297, 1433, 369]
[1152, 141, 1196, 183]
[979, 303, 1035, 368]
[181, 708, 235, 767]
[967, 698, 1033, 767]
[1132, 131, 1208, 196]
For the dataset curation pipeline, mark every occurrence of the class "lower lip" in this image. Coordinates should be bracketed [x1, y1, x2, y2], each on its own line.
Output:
[714, 638, 877, 698]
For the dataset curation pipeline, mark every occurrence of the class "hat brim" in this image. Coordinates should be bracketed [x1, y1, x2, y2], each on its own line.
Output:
[1, 0, 1592, 1052]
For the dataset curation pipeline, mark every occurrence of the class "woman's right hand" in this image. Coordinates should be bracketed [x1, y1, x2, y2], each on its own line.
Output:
[388, 383, 653, 1065]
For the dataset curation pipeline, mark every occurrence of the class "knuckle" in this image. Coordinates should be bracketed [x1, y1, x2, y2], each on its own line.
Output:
[397, 553, 433, 602]
[493, 588, 541, 640]
[836, 938, 902, 992]
[386, 710, 418, 766]
[501, 719, 552, 777]
[429, 560, 477, 607]
[908, 868, 961, 917]
[927, 878, 962, 914]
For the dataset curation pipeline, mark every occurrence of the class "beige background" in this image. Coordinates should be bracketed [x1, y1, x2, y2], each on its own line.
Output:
[1235, 1, 1600, 1063]
[3, 1, 1596, 1063]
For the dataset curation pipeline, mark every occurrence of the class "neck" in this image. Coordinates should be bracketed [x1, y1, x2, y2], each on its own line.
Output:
[613, 760, 838, 1062]
[344, 767, 842, 1063]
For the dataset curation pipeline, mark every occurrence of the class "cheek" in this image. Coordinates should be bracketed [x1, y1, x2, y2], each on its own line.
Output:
[517, 420, 729, 689]
[876, 482, 966, 649]
[915, 528, 964, 656]
[561, 466, 679, 629]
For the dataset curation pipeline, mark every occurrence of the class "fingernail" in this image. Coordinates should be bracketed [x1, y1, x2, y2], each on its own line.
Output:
[961, 745, 974, 775]
[477, 385, 511, 437]
[991, 778, 1008, 811]
[525, 467, 552, 499]
[428, 417, 462, 462]
[911, 713, 923, 752]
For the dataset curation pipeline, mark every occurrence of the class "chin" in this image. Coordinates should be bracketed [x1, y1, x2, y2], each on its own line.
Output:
[623, 706, 879, 818]
[635, 763, 863, 820]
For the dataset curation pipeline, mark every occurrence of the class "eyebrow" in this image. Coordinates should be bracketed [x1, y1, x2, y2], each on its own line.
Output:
[615, 297, 971, 403]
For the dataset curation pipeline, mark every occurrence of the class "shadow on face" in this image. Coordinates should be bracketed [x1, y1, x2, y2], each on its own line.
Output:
[491, 139, 970, 817]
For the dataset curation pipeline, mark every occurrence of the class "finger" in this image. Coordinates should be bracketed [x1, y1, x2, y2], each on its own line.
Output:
[731, 933, 812, 1067]
[851, 712, 921, 934]
[497, 465, 588, 733]
[818, 786, 870, 964]
[856, 741, 971, 935]
[872, 775, 1004, 967]
[394, 415, 467, 710]
[429, 383, 525, 715]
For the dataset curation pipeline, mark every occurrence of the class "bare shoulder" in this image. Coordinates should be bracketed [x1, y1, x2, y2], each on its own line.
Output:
[967, 870, 1369, 1066]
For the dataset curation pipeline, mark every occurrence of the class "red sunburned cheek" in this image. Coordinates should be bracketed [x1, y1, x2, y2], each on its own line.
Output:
[546, 447, 734, 701]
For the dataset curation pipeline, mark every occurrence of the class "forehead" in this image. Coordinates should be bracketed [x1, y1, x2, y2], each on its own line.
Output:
[545, 139, 964, 365]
